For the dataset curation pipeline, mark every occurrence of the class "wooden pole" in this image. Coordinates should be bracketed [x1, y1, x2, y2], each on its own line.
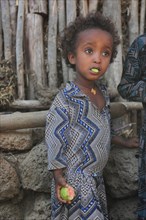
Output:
[9, 100, 49, 110]
[1, 0, 12, 60]
[0, 111, 47, 131]
[9, 0, 17, 69]
[28, 0, 47, 14]
[128, 0, 139, 44]
[16, 0, 25, 99]
[48, 0, 58, 88]
[0, 102, 143, 131]
[110, 102, 143, 118]
[58, 0, 68, 83]
[79, 0, 88, 16]
[140, 0, 146, 34]
[66, 0, 76, 81]
[0, 2, 3, 61]
[25, 13, 46, 99]
[103, 0, 123, 98]
[89, 0, 99, 12]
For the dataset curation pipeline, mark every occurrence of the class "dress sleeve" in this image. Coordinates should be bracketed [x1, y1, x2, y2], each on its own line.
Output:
[118, 36, 146, 103]
[45, 104, 70, 171]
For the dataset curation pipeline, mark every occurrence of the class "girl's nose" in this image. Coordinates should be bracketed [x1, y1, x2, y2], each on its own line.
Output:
[93, 53, 101, 63]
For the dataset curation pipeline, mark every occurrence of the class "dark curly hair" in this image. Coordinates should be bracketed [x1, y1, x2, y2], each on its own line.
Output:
[59, 11, 120, 70]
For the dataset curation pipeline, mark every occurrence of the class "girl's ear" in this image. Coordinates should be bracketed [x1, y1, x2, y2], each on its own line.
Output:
[68, 52, 76, 64]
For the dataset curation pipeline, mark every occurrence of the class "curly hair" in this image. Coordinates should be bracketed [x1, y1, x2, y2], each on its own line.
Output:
[59, 11, 120, 70]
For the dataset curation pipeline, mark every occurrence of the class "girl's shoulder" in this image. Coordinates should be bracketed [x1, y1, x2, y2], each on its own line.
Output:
[49, 82, 73, 111]
[96, 79, 108, 95]
[96, 80, 110, 106]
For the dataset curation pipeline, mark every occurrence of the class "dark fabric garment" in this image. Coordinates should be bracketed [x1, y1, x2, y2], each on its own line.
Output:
[118, 34, 146, 219]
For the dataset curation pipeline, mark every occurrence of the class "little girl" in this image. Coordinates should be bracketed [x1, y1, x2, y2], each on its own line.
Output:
[45, 11, 139, 220]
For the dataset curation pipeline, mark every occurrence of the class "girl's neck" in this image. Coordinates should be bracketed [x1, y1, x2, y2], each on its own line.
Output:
[74, 79, 97, 95]
[74, 78, 96, 89]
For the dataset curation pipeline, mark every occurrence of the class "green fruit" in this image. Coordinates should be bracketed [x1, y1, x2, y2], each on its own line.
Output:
[91, 68, 99, 73]
[60, 187, 69, 200]
[60, 186, 75, 201]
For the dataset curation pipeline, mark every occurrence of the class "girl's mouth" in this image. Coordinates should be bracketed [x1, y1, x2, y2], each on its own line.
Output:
[90, 67, 100, 74]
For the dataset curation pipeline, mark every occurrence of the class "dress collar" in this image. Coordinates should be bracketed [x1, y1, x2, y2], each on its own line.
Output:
[63, 81, 86, 98]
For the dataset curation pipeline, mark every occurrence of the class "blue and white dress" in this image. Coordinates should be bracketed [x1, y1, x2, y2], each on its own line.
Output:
[45, 81, 112, 220]
[118, 34, 146, 219]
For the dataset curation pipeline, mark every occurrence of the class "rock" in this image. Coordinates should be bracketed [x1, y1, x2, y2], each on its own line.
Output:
[0, 156, 20, 200]
[109, 196, 138, 220]
[0, 202, 22, 220]
[19, 142, 52, 192]
[31, 128, 45, 146]
[22, 192, 51, 220]
[104, 146, 138, 198]
[0, 129, 33, 151]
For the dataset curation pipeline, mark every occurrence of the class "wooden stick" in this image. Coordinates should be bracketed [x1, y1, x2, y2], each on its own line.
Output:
[9, 100, 49, 110]
[110, 102, 143, 119]
[0, 101, 143, 131]
[140, 0, 146, 34]
[48, 0, 58, 88]
[16, 0, 25, 99]
[79, 0, 88, 16]
[1, 0, 12, 60]
[0, 2, 2, 61]
[9, 100, 143, 112]
[66, 0, 76, 25]
[128, 0, 139, 44]
[89, 0, 99, 12]
[0, 111, 47, 131]
[28, 0, 47, 14]
[58, 0, 68, 83]
[66, 0, 76, 81]
[9, 0, 17, 68]
[103, 0, 123, 98]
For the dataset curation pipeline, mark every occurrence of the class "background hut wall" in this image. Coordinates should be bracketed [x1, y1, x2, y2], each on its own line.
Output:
[0, 0, 145, 106]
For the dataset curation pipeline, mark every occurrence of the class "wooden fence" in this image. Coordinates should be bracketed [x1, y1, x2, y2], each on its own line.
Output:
[0, 0, 146, 109]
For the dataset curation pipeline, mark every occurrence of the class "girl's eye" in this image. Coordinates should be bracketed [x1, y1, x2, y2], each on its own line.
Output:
[85, 48, 93, 54]
[102, 51, 111, 57]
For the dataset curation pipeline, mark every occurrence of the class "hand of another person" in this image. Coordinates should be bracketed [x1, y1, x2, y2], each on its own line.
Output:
[124, 137, 139, 148]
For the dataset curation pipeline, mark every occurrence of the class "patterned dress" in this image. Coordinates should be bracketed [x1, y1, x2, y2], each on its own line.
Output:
[118, 34, 146, 219]
[45, 81, 112, 220]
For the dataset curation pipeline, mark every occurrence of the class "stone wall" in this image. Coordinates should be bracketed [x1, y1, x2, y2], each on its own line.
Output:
[0, 113, 139, 220]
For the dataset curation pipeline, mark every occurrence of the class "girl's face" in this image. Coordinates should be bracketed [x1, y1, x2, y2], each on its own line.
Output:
[68, 28, 113, 84]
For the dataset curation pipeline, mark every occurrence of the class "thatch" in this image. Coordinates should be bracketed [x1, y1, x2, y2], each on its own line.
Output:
[0, 60, 16, 107]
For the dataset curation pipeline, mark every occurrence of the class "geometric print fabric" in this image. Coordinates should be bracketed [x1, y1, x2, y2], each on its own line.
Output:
[46, 81, 112, 219]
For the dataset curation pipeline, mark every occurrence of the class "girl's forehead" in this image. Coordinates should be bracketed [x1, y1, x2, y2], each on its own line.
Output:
[76, 28, 113, 47]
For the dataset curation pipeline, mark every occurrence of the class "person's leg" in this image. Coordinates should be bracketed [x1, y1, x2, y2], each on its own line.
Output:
[137, 134, 146, 219]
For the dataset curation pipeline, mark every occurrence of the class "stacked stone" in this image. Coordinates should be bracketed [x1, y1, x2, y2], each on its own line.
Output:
[0, 128, 52, 220]
[104, 113, 139, 220]
[0, 113, 139, 220]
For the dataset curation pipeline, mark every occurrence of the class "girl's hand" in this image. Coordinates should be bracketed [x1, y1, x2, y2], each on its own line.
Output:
[53, 169, 70, 204]
[55, 176, 69, 203]
[124, 137, 139, 148]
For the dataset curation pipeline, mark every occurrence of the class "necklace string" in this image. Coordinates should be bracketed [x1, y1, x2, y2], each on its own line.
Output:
[91, 88, 96, 95]
[75, 82, 97, 95]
